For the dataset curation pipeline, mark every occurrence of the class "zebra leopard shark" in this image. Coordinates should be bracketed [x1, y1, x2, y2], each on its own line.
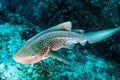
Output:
[13, 21, 120, 64]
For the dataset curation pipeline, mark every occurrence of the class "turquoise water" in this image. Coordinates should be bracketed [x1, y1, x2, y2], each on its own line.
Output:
[0, 0, 120, 80]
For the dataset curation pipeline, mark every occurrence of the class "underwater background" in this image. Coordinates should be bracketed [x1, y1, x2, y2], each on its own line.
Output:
[0, 0, 120, 80]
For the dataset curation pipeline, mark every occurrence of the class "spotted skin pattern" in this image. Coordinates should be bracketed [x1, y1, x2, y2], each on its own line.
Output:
[13, 22, 120, 64]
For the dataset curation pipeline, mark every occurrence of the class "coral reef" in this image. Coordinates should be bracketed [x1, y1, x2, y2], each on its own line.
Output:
[0, 0, 120, 80]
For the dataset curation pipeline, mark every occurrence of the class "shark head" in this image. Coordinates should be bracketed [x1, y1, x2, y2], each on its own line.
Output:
[13, 46, 48, 64]
[13, 45, 35, 64]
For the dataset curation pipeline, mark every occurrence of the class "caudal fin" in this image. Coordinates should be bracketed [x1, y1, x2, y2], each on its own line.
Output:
[84, 27, 120, 44]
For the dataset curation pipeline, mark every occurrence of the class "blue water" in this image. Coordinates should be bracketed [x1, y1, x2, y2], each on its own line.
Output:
[0, 0, 120, 80]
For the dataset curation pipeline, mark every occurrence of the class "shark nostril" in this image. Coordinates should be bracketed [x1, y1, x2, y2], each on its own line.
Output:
[13, 55, 18, 61]
[13, 54, 21, 63]
[13, 54, 16, 59]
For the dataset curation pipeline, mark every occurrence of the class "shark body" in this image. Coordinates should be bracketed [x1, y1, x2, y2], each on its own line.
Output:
[13, 22, 120, 64]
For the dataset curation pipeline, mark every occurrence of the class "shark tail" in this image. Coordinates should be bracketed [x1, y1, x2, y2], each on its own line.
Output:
[84, 27, 120, 44]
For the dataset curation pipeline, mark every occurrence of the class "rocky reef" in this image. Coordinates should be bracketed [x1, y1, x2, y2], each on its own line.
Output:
[0, 0, 120, 80]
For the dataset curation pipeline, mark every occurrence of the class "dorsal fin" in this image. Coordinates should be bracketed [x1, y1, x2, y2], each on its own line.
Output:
[53, 21, 72, 31]
[72, 29, 84, 34]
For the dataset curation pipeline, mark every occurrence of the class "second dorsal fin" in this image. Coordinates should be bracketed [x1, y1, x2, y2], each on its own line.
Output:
[72, 29, 84, 34]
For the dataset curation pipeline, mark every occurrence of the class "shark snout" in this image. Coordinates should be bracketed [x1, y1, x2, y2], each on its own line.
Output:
[13, 54, 33, 64]
[13, 53, 47, 64]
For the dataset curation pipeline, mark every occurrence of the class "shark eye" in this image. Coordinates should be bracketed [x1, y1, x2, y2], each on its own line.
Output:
[42, 48, 47, 52]
[41, 47, 49, 54]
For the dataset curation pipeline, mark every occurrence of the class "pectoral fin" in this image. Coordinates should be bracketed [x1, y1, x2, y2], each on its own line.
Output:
[48, 51, 71, 65]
